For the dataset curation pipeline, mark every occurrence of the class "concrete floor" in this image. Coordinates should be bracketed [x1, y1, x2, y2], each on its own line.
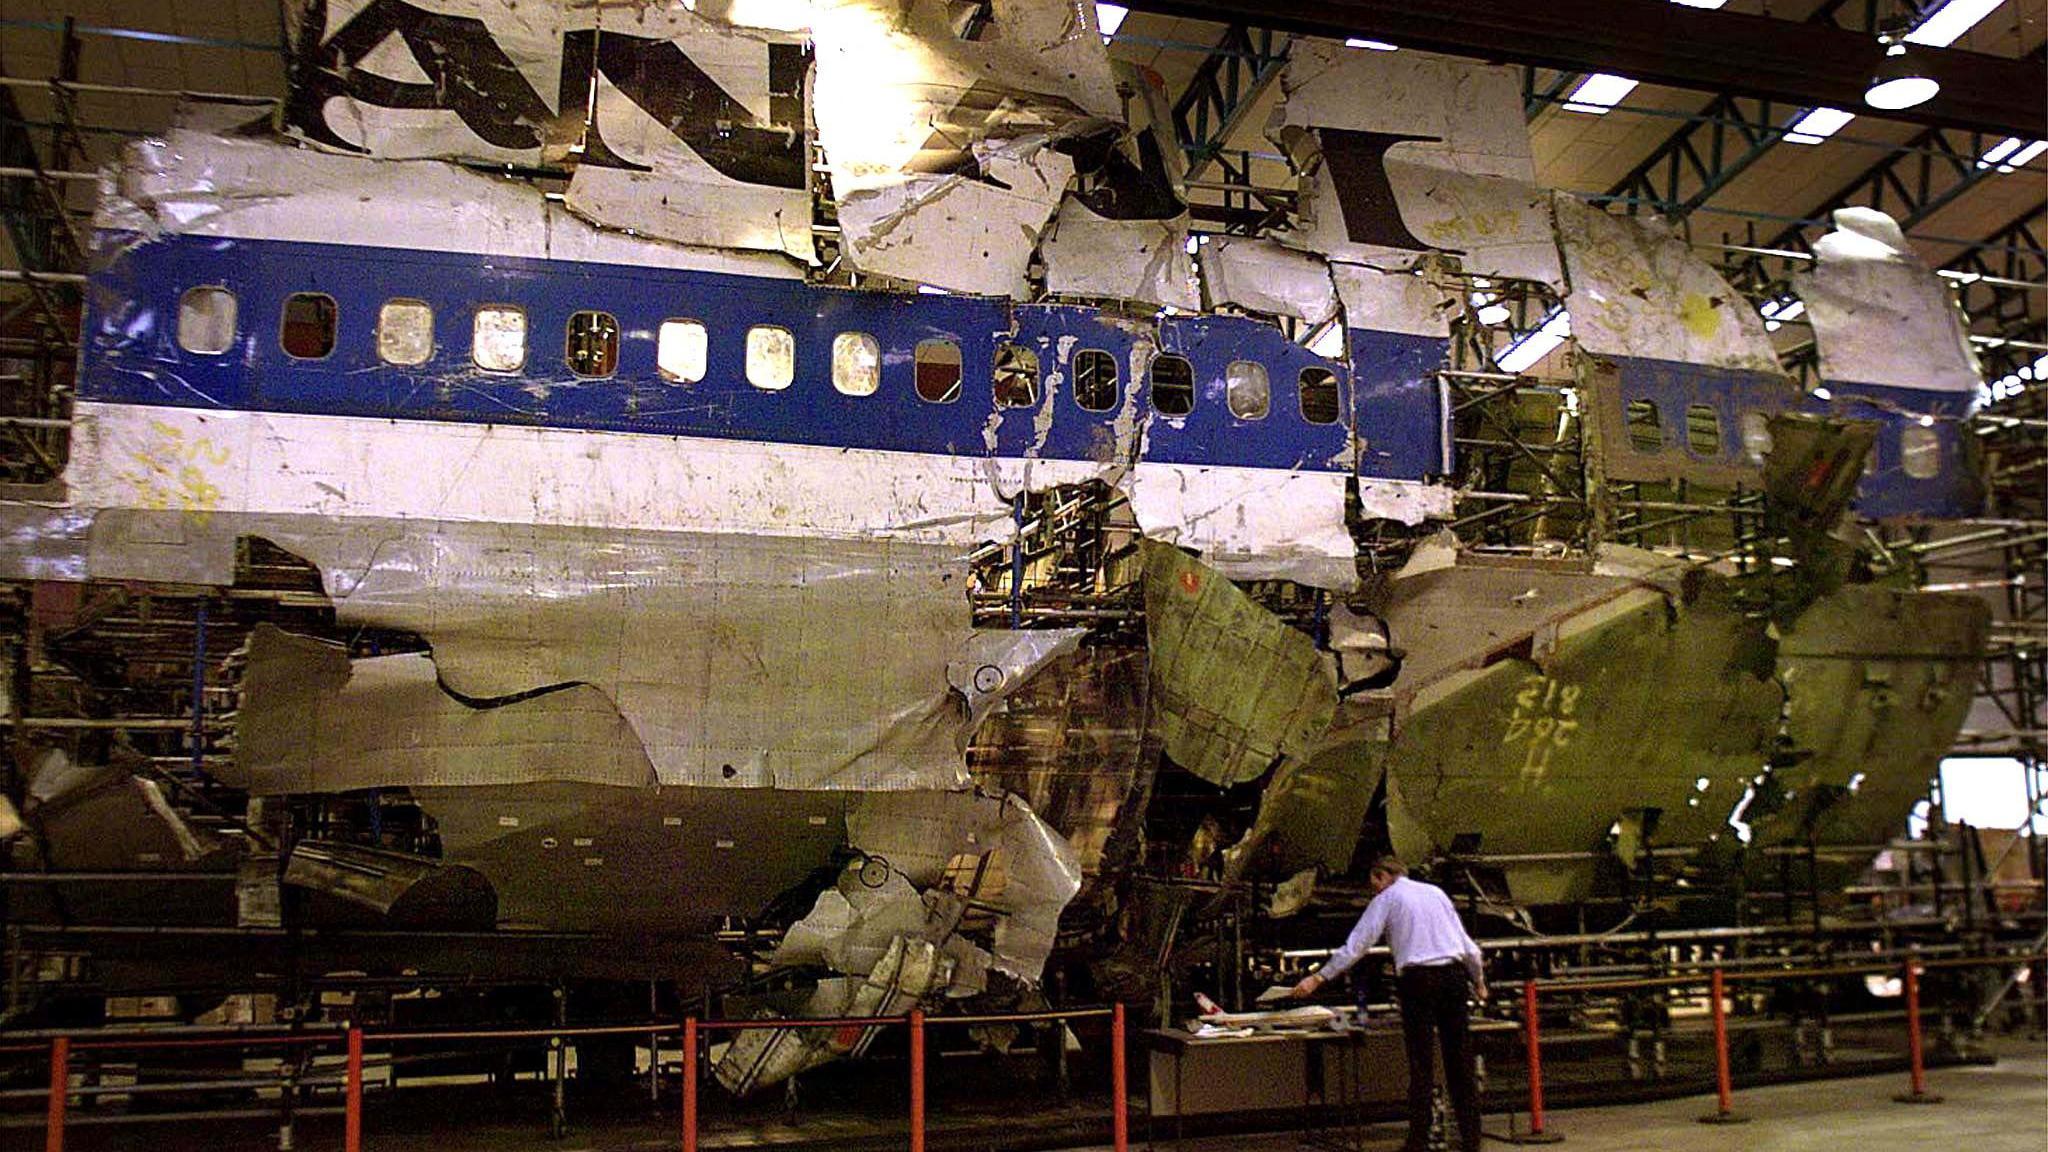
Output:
[1088, 1039, 2048, 1152]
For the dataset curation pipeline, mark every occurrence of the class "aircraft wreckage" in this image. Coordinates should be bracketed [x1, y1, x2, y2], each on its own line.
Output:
[0, 0, 1994, 1089]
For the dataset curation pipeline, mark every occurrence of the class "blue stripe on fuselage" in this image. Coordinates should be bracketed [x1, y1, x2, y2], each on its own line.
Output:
[79, 231, 1449, 481]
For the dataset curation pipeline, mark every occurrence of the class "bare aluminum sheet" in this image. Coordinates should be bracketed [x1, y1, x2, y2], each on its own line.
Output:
[1792, 208, 1982, 395]
[1553, 194, 1783, 372]
[1198, 236, 1340, 326]
[281, 1, 814, 259]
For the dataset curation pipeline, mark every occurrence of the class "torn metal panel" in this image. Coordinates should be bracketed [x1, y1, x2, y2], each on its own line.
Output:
[1271, 41, 1534, 180]
[1140, 542, 1338, 787]
[229, 624, 658, 794]
[283, 840, 497, 927]
[1237, 726, 1391, 878]
[833, 139, 1075, 297]
[810, 0, 1119, 197]
[102, 130, 808, 271]
[21, 748, 220, 868]
[773, 867, 951, 978]
[715, 934, 953, 1095]
[265, 523, 973, 791]
[1756, 585, 1988, 852]
[1268, 42, 1560, 284]
[1552, 195, 1782, 372]
[1197, 236, 1339, 326]
[812, 0, 1116, 294]
[845, 789, 1082, 981]
[1040, 201, 1201, 310]
[1383, 564, 1781, 903]
[1792, 208, 1981, 395]
[1125, 464, 1361, 591]
[1281, 155, 1563, 285]
[949, 628, 1088, 730]
[280, 1, 813, 258]
[1760, 414, 1878, 538]
[1329, 261, 1456, 339]
[968, 644, 1152, 880]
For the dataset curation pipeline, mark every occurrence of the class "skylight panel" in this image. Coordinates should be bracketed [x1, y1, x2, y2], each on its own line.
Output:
[1096, 3, 1128, 38]
[1563, 73, 1640, 115]
[1785, 107, 1854, 145]
[1902, 0, 2006, 49]
[1670, 0, 1730, 7]
[2005, 141, 2048, 168]
[1344, 38, 1400, 51]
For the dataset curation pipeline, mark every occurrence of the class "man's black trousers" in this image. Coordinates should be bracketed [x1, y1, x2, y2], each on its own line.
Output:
[1396, 962, 1479, 1152]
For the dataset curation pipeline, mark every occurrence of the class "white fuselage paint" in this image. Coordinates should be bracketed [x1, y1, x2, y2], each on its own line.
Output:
[68, 401, 1448, 565]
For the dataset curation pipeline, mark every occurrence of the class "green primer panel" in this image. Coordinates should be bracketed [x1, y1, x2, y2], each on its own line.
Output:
[1141, 542, 1337, 787]
[1384, 570, 1781, 901]
[1751, 586, 1988, 852]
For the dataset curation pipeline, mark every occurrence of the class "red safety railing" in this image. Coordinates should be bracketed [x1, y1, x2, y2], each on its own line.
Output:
[1506, 950, 2045, 1139]
[18, 1001, 1132, 1152]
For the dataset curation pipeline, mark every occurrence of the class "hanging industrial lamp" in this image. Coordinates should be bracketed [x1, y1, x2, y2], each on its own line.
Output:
[1865, 31, 1941, 110]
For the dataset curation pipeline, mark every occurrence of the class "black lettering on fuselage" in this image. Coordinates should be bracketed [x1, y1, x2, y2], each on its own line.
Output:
[286, 0, 802, 188]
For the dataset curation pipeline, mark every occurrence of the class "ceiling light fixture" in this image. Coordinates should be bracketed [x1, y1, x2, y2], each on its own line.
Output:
[1562, 73, 1640, 115]
[1865, 31, 1941, 110]
[1902, 0, 2006, 49]
[1785, 107, 1855, 144]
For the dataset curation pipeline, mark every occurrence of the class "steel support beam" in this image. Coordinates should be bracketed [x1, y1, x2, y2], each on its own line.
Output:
[1126, 1, 2046, 138]
[1170, 24, 1289, 178]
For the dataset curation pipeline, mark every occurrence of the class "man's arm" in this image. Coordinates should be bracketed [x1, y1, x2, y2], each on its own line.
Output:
[1292, 896, 1389, 996]
[1461, 931, 1486, 1000]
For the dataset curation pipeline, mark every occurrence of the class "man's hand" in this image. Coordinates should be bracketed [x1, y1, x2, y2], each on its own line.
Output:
[1473, 979, 1489, 1006]
[1291, 973, 1325, 999]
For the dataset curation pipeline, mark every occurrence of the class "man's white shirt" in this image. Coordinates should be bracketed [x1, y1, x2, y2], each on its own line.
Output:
[1316, 876, 1483, 984]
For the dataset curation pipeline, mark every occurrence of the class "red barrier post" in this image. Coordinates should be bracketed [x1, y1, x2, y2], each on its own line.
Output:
[1111, 1003, 1128, 1152]
[682, 1017, 699, 1152]
[1697, 969, 1746, 1125]
[1504, 978, 1563, 1143]
[44, 1036, 67, 1152]
[909, 1009, 926, 1152]
[345, 1027, 364, 1152]
[1894, 960, 1943, 1104]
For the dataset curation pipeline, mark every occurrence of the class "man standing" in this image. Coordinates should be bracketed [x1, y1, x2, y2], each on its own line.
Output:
[1292, 856, 1486, 1152]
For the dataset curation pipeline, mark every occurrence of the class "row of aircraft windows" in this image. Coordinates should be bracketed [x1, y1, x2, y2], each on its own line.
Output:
[1624, 398, 1942, 478]
[175, 287, 1345, 425]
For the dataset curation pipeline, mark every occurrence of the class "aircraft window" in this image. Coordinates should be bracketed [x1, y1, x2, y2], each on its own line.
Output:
[746, 325, 794, 391]
[1685, 404, 1722, 457]
[178, 286, 237, 355]
[1625, 399, 1662, 452]
[1227, 361, 1269, 420]
[280, 292, 337, 360]
[993, 343, 1038, 407]
[1074, 348, 1118, 412]
[1740, 410, 1772, 465]
[472, 305, 528, 373]
[832, 332, 881, 397]
[377, 299, 434, 366]
[566, 310, 620, 378]
[918, 339, 966, 404]
[1299, 366, 1341, 425]
[657, 319, 708, 383]
[1900, 424, 1941, 479]
[1150, 354, 1195, 417]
